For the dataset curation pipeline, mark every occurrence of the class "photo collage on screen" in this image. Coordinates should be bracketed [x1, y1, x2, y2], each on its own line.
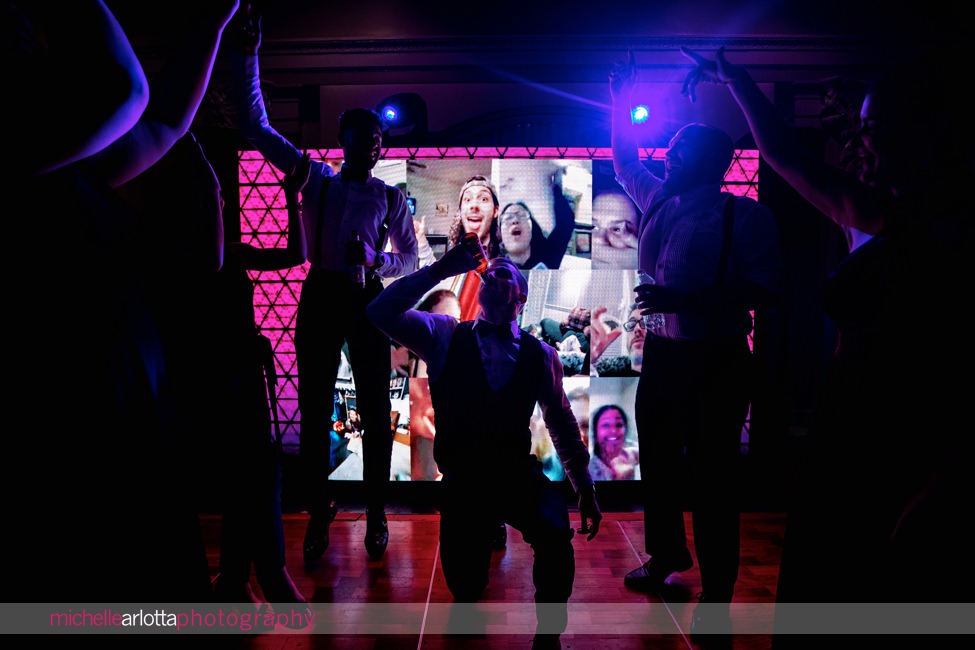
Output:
[370, 158, 645, 483]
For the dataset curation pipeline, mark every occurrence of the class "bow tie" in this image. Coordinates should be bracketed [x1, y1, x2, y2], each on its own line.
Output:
[475, 319, 514, 340]
[341, 167, 369, 184]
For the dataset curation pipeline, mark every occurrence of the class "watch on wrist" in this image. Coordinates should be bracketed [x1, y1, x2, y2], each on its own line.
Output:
[375, 251, 387, 268]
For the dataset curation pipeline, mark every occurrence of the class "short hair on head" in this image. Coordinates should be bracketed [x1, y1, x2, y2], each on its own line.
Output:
[416, 289, 457, 313]
[674, 123, 735, 181]
[489, 256, 528, 297]
[338, 108, 384, 138]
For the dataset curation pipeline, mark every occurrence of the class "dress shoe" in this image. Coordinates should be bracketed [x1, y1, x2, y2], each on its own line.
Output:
[364, 509, 388, 560]
[303, 500, 338, 564]
[531, 633, 561, 650]
[690, 592, 732, 646]
[303, 518, 330, 565]
[623, 549, 694, 591]
[492, 523, 507, 549]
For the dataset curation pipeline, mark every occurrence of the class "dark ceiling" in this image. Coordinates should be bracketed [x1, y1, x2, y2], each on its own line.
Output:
[116, 1, 967, 148]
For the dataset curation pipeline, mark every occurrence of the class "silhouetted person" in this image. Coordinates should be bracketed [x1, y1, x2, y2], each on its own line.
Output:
[230, 6, 417, 563]
[681, 44, 975, 639]
[367, 248, 601, 648]
[10, 0, 240, 603]
[610, 51, 782, 639]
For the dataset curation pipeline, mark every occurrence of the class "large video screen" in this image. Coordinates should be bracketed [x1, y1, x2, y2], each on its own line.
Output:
[237, 147, 760, 482]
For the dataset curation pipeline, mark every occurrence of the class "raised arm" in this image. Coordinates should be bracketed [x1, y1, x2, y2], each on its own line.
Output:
[12, 0, 150, 178]
[228, 3, 302, 174]
[681, 46, 881, 235]
[228, 151, 310, 271]
[86, 1, 241, 188]
[610, 51, 641, 178]
[367, 243, 478, 379]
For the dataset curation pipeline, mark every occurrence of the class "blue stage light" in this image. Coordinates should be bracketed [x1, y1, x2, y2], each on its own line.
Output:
[382, 105, 399, 123]
[631, 105, 649, 124]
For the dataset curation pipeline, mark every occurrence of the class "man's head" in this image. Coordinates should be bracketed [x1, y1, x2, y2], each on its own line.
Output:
[456, 175, 499, 244]
[477, 257, 528, 324]
[337, 108, 384, 172]
[622, 303, 645, 372]
[662, 123, 734, 196]
[498, 201, 535, 261]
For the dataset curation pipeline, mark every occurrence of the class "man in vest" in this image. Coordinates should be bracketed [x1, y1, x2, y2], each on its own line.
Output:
[367, 246, 601, 648]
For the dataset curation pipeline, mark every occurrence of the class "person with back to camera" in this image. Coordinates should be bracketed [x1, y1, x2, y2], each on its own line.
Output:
[134, 134, 312, 608]
[367, 243, 602, 649]
[10, 0, 240, 602]
[230, 3, 418, 564]
[610, 50, 782, 640]
[680, 43, 975, 637]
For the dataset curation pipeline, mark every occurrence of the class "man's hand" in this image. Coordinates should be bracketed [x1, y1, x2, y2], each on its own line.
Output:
[589, 306, 622, 363]
[576, 486, 602, 541]
[635, 283, 684, 315]
[609, 50, 638, 104]
[227, 2, 261, 56]
[680, 46, 744, 103]
[345, 238, 379, 267]
[283, 151, 311, 197]
[427, 241, 479, 281]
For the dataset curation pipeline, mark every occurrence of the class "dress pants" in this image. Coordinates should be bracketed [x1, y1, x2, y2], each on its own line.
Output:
[635, 334, 752, 599]
[296, 269, 393, 522]
[438, 463, 575, 634]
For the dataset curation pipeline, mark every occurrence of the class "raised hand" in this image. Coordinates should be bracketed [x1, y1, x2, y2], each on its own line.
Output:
[427, 240, 479, 281]
[588, 306, 622, 363]
[680, 46, 744, 103]
[609, 50, 638, 103]
[230, 1, 262, 55]
[283, 151, 312, 196]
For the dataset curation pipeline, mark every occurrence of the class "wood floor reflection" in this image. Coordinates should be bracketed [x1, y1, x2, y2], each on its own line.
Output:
[201, 510, 785, 649]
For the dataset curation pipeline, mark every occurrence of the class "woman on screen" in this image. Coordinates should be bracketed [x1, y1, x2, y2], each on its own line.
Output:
[588, 404, 640, 480]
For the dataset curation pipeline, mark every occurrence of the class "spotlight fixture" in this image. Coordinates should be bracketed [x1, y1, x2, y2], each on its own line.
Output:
[375, 92, 428, 143]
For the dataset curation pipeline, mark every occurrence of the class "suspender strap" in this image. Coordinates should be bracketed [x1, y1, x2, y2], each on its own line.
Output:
[316, 176, 396, 271]
[715, 192, 736, 286]
[315, 175, 333, 265]
[708, 192, 737, 339]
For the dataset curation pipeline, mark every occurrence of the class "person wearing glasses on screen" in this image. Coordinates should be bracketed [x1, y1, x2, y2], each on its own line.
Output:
[589, 304, 644, 377]
[497, 170, 576, 270]
[591, 189, 640, 269]
[367, 246, 601, 648]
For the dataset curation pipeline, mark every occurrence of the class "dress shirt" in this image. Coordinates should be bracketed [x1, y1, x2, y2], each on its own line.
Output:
[615, 159, 780, 341]
[232, 52, 418, 278]
[366, 267, 594, 492]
